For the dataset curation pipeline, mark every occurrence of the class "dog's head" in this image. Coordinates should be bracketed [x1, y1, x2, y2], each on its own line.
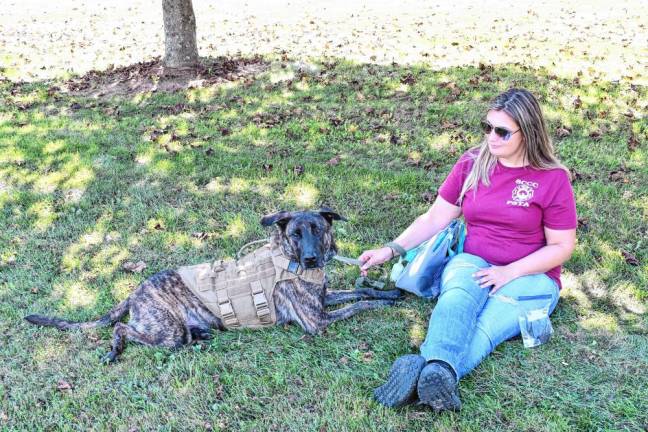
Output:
[261, 207, 346, 269]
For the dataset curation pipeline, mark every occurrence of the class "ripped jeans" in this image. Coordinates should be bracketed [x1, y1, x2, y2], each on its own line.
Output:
[419, 253, 560, 379]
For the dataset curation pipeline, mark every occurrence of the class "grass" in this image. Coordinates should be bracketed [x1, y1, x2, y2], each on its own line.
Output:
[0, 57, 646, 431]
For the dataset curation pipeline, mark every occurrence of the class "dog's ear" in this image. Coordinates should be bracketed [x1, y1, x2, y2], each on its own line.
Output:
[317, 207, 347, 225]
[261, 210, 294, 230]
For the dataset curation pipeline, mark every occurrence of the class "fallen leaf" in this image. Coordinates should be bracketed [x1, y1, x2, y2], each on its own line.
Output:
[556, 126, 571, 138]
[123, 261, 147, 273]
[293, 165, 305, 176]
[627, 135, 639, 151]
[400, 73, 416, 85]
[330, 117, 343, 126]
[31, 287, 39, 294]
[363, 351, 374, 362]
[57, 380, 73, 391]
[608, 171, 628, 183]
[577, 218, 590, 232]
[406, 157, 420, 167]
[191, 232, 208, 240]
[621, 251, 639, 266]
[589, 131, 602, 140]
[423, 161, 439, 171]
[339, 356, 349, 365]
[325, 155, 341, 166]
[384, 193, 400, 201]
[572, 96, 582, 109]
[262, 163, 273, 172]
[421, 191, 436, 203]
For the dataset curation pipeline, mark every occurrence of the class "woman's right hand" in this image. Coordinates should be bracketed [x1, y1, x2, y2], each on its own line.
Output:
[358, 247, 394, 276]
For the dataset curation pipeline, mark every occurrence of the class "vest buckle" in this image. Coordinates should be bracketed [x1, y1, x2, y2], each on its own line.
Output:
[250, 280, 271, 323]
[218, 299, 239, 327]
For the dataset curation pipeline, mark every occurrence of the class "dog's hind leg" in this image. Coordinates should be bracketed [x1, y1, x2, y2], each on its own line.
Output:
[103, 323, 137, 363]
[325, 289, 402, 306]
[102, 322, 187, 363]
[189, 326, 213, 341]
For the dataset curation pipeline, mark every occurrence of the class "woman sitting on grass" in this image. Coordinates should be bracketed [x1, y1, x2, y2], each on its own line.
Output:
[359, 88, 577, 412]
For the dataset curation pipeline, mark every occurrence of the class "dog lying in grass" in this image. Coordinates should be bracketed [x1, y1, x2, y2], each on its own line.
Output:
[25, 208, 401, 362]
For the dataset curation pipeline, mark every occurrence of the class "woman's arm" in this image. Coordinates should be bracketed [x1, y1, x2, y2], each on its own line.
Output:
[473, 227, 576, 292]
[391, 196, 462, 251]
[359, 196, 461, 274]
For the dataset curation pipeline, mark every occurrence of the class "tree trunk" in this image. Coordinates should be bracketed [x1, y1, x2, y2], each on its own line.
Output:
[162, 0, 199, 70]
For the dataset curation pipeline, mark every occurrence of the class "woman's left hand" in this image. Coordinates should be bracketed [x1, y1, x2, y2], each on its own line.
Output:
[473, 265, 518, 293]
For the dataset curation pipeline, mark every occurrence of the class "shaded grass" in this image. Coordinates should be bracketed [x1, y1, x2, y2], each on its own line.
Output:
[0, 58, 646, 431]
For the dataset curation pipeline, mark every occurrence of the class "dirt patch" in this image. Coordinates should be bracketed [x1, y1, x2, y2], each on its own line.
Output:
[61, 56, 268, 99]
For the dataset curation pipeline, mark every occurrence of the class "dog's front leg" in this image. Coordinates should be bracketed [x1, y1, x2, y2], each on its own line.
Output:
[325, 289, 403, 306]
[322, 300, 396, 328]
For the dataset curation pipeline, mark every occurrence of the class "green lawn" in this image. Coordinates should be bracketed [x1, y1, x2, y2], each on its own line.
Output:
[1, 57, 646, 431]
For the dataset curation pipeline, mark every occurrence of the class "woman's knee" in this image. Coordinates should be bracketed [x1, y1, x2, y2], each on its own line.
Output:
[440, 253, 489, 299]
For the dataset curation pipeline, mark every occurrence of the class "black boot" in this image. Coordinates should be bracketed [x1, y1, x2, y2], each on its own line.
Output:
[417, 360, 461, 411]
[373, 354, 426, 408]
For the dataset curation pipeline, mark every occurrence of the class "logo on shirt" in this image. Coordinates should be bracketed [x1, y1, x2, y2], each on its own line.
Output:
[507, 179, 538, 207]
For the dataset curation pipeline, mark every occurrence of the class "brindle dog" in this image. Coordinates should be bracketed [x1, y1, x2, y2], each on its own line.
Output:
[25, 208, 401, 362]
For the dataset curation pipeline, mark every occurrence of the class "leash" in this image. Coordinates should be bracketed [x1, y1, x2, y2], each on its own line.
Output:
[332, 255, 362, 266]
[236, 238, 271, 260]
[333, 255, 388, 290]
[237, 238, 388, 290]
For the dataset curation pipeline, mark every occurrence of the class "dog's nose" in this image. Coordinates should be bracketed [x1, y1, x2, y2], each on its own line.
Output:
[303, 255, 318, 268]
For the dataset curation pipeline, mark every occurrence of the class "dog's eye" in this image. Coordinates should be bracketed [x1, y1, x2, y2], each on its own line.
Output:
[290, 229, 301, 239]
[310, 224, 320, 235]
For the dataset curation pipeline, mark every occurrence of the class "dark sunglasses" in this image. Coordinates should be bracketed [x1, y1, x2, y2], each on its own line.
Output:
[481, 121, 520, 141]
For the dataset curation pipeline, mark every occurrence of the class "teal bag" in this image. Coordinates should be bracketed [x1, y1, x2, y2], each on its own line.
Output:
[390, 219, 466, 298]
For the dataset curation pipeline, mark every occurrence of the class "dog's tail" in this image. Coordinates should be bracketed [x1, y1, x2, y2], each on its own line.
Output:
[25, 298, 130, 331]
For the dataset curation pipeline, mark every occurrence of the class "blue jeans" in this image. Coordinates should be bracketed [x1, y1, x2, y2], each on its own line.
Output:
[419, 253, 560, 379]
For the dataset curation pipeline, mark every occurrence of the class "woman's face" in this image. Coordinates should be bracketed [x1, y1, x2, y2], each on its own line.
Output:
[484, 110, 525, 167]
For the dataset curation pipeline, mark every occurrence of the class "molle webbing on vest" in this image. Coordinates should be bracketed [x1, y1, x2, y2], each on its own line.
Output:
[177, 243, 325, 329]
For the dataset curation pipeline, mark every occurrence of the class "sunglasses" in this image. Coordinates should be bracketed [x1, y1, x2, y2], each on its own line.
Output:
[481, 121, 520, 141]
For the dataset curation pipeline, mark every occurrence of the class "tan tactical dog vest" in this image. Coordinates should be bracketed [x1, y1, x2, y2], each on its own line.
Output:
[176, 243, 325, 329]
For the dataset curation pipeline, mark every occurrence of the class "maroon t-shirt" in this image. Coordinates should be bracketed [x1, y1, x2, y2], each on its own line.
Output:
[438, 151, 577, 288]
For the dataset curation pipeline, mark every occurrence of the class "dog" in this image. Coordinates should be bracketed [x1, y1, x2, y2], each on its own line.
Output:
[25, 208, 401, 362]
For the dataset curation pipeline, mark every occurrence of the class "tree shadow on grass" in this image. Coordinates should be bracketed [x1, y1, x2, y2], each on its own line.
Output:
[0, 55, 646, 429]
[1, 54, 645, 326]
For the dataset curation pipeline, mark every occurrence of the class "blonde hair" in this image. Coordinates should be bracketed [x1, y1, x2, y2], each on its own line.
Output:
[458, 88, 568, 203]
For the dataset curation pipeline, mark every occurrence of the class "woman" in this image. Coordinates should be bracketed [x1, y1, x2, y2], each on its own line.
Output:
[359, 88, 577, 412]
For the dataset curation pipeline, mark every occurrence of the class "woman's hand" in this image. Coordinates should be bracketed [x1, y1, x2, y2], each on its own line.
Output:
[358, 247, 394, 276]
[472, 265, 518, 293]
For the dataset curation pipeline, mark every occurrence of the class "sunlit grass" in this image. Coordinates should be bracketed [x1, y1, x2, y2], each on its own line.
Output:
[224, 216, 247, 238]
[284, 183, 319, 207]
[0, 56, 645, 431]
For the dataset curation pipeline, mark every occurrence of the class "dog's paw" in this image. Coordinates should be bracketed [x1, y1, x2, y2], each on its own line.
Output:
[101, 351, 118, 364]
